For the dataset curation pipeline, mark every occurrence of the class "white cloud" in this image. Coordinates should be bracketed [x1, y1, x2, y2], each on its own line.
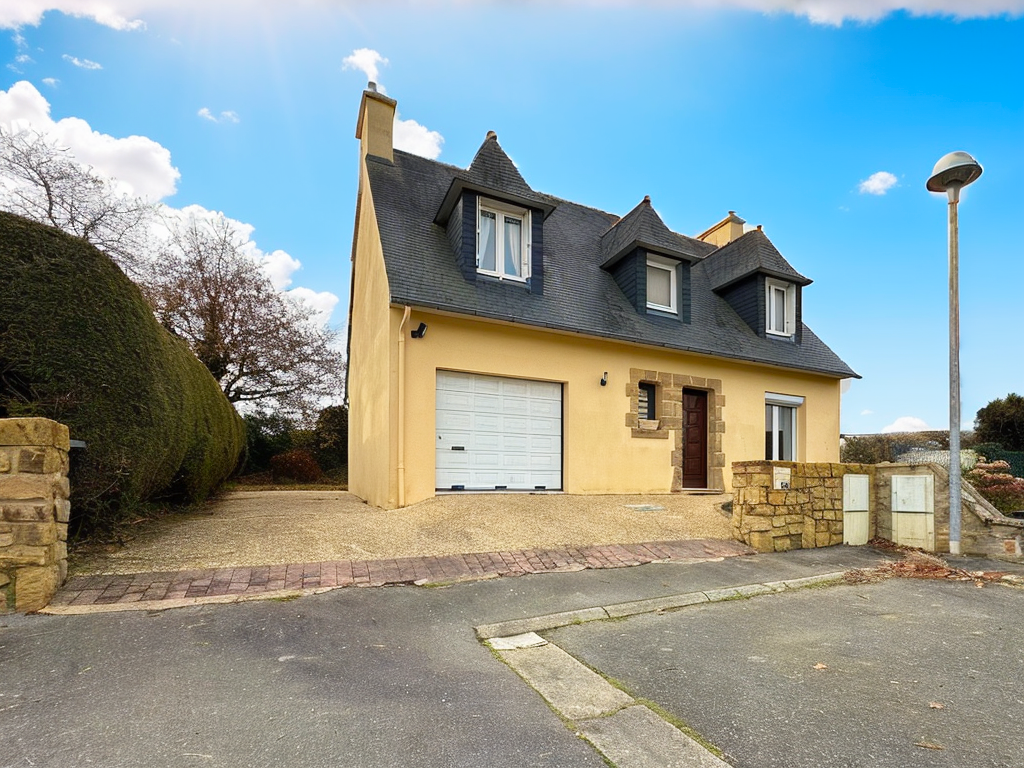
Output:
[62, 54, 101, 69]
[3, 1, 1023, 31]
[0, 80, 179, 199]
[287, 287, 339, 326]
[860, 409, 874, 416]
[858, 171, 898, 195]
[342, 47, 388, 86]
[198, 107, 239, 124]
[1, 2, 144, 30]
[42, 78, 59, 87]
[394, 113, 444, 159]
[262, 249, 302, 290]
[881, 416, 931, 433]
[15, 53, 33, 64]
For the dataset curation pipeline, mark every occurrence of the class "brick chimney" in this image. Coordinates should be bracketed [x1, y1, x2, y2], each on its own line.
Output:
[355, 82, 397, 162]
[696, 211, 746, 248]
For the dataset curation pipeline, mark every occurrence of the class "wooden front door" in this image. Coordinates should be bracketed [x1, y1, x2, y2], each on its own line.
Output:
[682, 389, 708, 488]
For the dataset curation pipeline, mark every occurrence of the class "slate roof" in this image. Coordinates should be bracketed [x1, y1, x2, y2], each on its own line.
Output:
[702, 228, 811, 291]
[365, 144, 858, 379]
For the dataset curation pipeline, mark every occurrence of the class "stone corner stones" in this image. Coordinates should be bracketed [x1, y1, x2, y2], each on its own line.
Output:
[1, 417, 70, 613]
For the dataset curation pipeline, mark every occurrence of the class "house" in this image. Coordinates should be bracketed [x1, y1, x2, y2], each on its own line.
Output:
[346, 85, 858, 510]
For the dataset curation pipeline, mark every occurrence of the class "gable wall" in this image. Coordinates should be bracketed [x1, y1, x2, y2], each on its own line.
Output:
[392, 311, 842, 507]
[348, 163, 398, 509]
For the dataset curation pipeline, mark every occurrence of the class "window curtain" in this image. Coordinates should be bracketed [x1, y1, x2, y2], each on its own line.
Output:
[504, 217, 522, 277]
[479, 210, 496, 272]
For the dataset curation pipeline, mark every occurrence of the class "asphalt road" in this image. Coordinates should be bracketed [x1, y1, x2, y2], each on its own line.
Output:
[548, 575, 1024, 768]
[3, 547, 1020, 768]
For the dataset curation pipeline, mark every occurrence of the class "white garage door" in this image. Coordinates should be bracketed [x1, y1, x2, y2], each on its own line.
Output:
[436, 371, 562, 491]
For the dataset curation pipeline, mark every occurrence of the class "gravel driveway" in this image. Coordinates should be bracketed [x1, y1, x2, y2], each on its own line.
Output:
[71, 490, 734, 575]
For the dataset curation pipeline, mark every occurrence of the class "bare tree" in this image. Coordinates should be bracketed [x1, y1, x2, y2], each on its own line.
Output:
[0, 126, 153, 276]
[145, 214, 345, 419]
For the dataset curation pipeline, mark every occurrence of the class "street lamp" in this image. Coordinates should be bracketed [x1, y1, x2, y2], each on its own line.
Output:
[927, 151, 983, 556]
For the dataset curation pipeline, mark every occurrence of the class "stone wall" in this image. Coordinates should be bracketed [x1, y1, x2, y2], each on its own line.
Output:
[731, 460, 874, 553]
[732, 460, 1024, 558]
[0, 418, 71, 612]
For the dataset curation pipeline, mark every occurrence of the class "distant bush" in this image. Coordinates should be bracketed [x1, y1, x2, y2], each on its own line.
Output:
[0, 211, 245, 536]
[841, 431, 949, 464]
[312, 405, 347, 472]
[242, 411, 296, 474]
[269, 449, 323, 483]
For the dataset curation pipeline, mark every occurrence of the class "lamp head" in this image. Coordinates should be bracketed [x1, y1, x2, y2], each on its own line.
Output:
[927, 151, 983, 194]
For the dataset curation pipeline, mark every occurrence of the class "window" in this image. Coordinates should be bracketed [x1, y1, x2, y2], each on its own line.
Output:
[765, 393, 804, 460]
[646, 256, 677, 314]
[638, 382, 657, 420]
[477, 200, 531, 281]
[766, 278, 795, 336]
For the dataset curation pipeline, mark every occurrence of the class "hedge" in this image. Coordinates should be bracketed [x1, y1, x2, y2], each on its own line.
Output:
[0, 212, 245, 533]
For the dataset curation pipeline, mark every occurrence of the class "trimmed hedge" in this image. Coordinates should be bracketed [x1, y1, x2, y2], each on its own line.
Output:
[0, 212, 245, 533]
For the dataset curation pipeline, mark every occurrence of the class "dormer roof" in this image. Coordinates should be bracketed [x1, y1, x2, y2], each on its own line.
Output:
[600, 196, 714, 267]
[702, 228, 812, 291]
[434, 133, 555, 225]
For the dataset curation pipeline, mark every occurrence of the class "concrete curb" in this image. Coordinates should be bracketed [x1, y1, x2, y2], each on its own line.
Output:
[475, 571, 848, 639]
[484, 570, 850, 767]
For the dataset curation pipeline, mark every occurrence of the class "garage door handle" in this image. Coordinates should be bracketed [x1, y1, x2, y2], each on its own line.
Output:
[451, 446, 465, 451]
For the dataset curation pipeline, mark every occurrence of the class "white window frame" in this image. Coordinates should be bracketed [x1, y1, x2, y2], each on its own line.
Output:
[646, 255, 678, 314]
[477, 199, 531, 282]
[765, 278, 795, 337]
[765, 392, 804, 461]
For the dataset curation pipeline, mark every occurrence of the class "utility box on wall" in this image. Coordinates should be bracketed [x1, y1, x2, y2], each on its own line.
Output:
[891, 474, 935, 550]
[842, 474, 870, 545]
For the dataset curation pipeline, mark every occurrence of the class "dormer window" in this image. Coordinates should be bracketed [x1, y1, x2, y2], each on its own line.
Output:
[477, 199, 531, 281]
[766, 278, 795, 336]
[646, 255, 677, 314]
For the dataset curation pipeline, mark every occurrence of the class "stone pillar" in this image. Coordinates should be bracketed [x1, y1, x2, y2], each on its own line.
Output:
[0, 418, 71, 612]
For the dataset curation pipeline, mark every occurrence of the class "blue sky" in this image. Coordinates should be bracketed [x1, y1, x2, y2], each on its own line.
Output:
[1, 1, 1022, 434]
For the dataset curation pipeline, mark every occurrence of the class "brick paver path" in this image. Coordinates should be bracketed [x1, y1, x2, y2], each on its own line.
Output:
[52, 539, 752, 608]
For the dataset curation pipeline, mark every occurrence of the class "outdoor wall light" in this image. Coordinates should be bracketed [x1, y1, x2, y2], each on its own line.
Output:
[600, 372, 608, 386]
[411, 322, 428, 339]
[927, 150, 982, 556]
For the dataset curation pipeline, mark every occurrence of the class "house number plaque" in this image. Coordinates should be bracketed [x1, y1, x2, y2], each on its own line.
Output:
[773, 467, 792, 490]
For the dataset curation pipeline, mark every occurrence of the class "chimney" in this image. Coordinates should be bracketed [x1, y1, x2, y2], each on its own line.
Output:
[696, 211, 747, 248]
[355, 82, 397, 162]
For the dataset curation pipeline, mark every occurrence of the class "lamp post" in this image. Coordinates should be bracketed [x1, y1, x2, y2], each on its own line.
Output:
[927, 151, 982, 556]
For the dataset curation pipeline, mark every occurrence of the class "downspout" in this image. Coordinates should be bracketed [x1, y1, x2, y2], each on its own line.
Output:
[397, 305, 411, 508]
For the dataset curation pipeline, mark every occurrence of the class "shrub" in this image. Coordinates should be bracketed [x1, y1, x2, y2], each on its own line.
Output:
[0, 211, 245, 535]
[269, 449, 323, 483]
[966, 459, 1024, 516]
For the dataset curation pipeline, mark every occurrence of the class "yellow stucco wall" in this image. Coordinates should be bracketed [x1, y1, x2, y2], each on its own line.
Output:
[347, 163, 396, 509]
[385, 308, 842, 508]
